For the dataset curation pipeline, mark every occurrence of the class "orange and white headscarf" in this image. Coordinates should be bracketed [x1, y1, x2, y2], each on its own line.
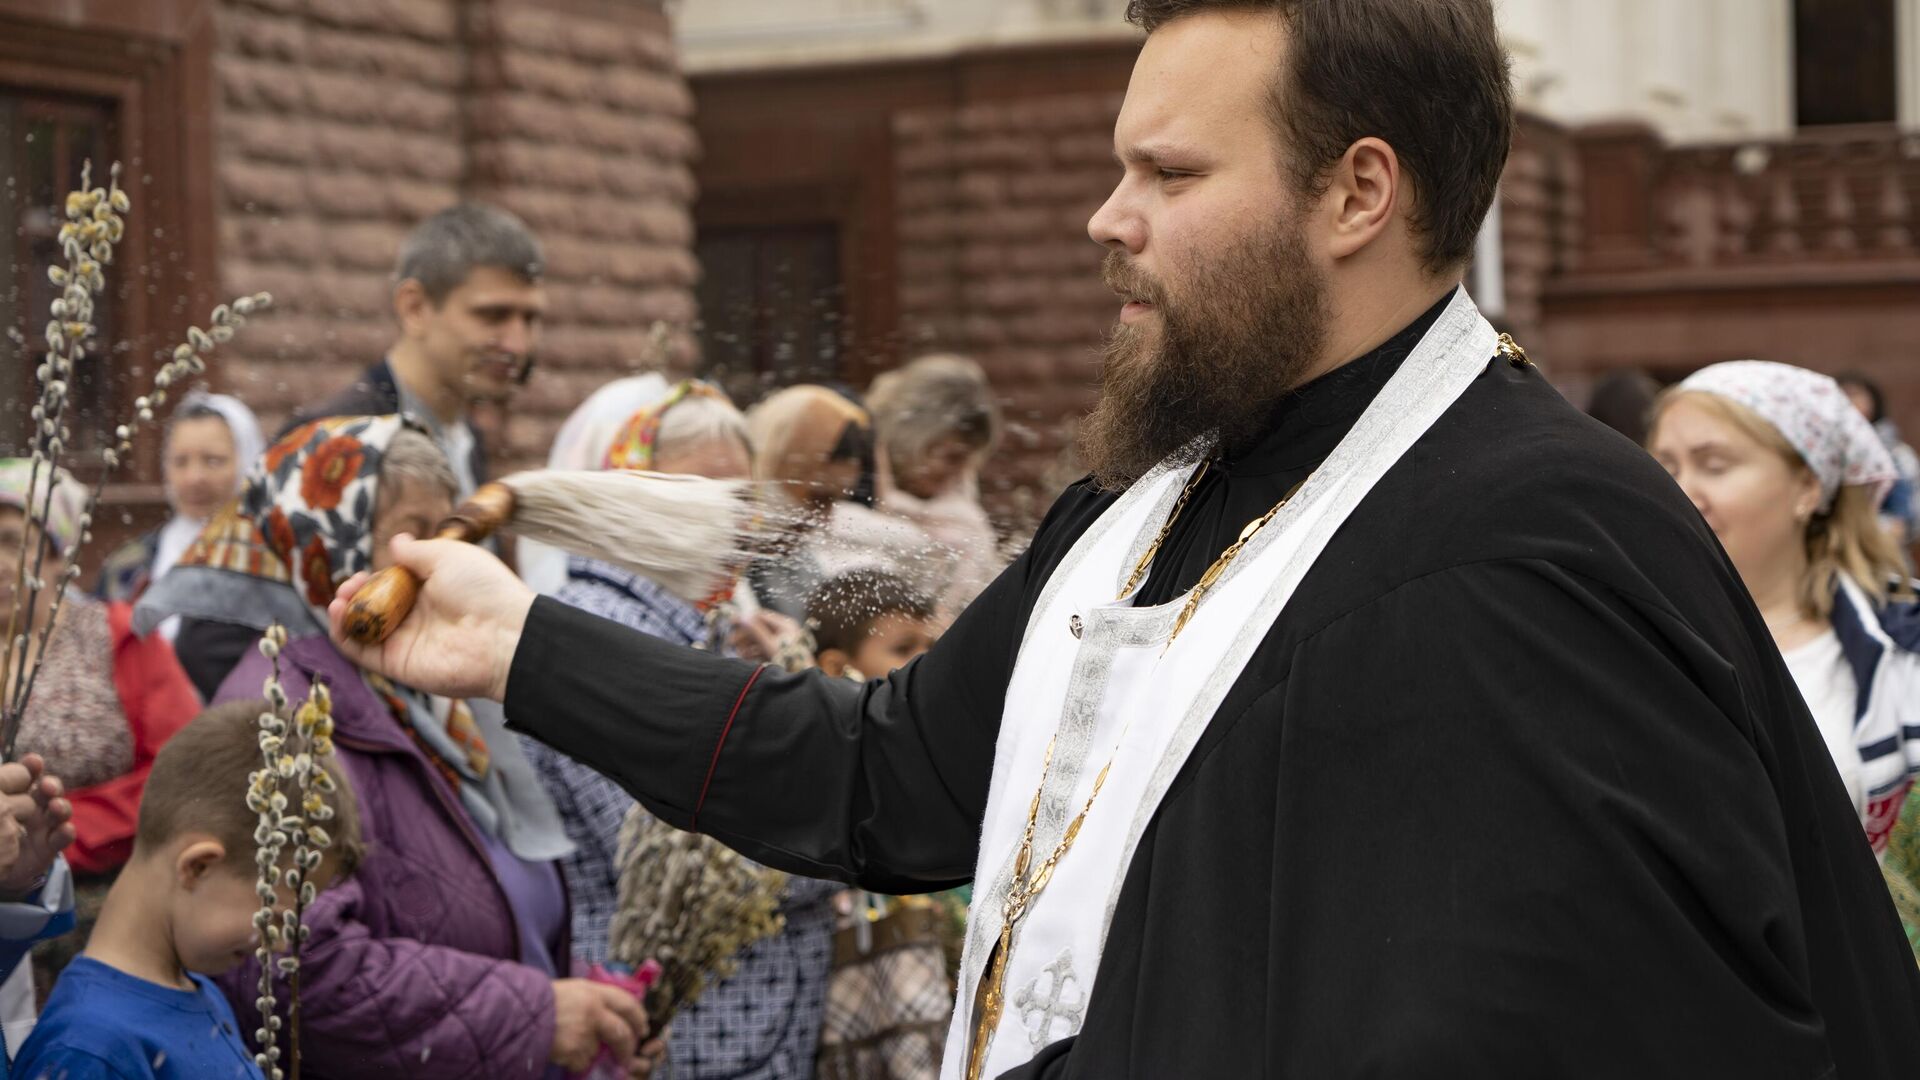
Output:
[604, 380, 734, 471]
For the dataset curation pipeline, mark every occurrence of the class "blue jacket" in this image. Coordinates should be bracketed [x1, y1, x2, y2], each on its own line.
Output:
[0, 857, 76, 1077]
[1830, 576, 1920, 849]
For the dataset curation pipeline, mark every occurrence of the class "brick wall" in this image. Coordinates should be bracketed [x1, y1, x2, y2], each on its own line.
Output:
[464, 0, 702, 466]
[1492, 113, 1618, 410]
[212, 0, 699, 474]
[893, 92, 1124, 527]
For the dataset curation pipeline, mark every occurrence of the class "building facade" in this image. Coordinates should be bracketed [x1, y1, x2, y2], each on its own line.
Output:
[0, 0, 700, 549]
[4, 0, 1915, 545]
[682, 0, 1920, 523]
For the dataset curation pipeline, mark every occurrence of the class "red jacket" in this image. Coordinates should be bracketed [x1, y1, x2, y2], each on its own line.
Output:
[64, 603, 201, 875]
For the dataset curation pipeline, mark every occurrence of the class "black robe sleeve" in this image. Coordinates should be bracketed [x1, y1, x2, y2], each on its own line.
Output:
[504, 520, 1047, 893]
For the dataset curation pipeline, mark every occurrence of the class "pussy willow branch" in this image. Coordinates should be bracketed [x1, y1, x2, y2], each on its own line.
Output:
[0, 156, 272, 757]
[0, 292, 269, 766]
[1, 160, 119, 743]
[251, 626, 291, 1080]
[281, 678, 333, 1080]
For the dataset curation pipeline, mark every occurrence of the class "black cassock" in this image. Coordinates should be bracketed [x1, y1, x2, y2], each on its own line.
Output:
[508, 299, 1920, 1078]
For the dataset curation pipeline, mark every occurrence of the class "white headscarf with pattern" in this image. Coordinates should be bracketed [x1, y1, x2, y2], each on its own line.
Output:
[1676, 360, 1899, 511]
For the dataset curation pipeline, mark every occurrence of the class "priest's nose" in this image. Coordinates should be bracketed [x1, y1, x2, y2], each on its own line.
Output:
[1090, 182, 1146, 255]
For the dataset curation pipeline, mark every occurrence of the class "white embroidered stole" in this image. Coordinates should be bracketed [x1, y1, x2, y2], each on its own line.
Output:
[940, 290, 1501, 1079]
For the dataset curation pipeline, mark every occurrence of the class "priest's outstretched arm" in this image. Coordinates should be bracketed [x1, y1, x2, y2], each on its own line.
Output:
[329, 532, 1034, 894]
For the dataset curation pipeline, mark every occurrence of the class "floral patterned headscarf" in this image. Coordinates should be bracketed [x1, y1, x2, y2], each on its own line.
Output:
[603, 379, 733, 471]
[603, 380, 749, 613]
[136, 415, 575, 861]
[134, 415, 416, 637]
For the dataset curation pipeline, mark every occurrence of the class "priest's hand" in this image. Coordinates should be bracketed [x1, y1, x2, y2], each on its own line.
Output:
[327, 534, 534, 702]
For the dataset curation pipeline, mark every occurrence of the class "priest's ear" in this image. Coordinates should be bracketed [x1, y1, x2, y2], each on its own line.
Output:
[1322, 136, 1402, 261]
[817, 648, 851, 679]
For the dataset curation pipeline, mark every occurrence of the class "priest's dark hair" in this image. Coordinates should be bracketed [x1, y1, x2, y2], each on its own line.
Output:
[1125, 0, 1513, 273]
[806, 569, 936, 656]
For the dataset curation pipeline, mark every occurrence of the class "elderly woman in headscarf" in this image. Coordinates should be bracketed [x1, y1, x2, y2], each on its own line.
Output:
[136, 417, 652, 1078]
[90, 393, 279, 698]
[0, 461, 201, 989]
[94, 392, 264, 626]
[1647, 362, 1920, 957]
[866, 354, 1006, 617]
[744, 386, 932, 620]
[520, 382, 841, 1080]
[517, 373, 670, 596]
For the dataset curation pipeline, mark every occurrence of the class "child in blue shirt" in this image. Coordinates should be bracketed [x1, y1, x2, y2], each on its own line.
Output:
[15, 700, 362, 1080]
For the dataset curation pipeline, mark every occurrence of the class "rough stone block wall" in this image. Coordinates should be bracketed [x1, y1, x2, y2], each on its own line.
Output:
[213, 0, 466, 435]
[464, 0, 701, 466]
[212, 0, 699, 473]
[894, 92, 1124, 528]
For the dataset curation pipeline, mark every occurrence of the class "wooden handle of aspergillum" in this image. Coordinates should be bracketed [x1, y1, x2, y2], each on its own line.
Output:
[341, 482, 518, 645]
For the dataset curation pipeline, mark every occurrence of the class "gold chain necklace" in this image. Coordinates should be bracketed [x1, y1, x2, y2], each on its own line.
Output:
[1122, 460, 1310, 645]
[1117, 460, 1212, 598]
[966, 733, 1112, 1080]
[969, 333, 1532, 1077]
[1167, 475, 1306, 645]
[967, 462, 1303, 1079]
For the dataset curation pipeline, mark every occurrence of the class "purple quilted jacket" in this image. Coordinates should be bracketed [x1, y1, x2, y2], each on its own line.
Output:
[215, 636, 563, 1079]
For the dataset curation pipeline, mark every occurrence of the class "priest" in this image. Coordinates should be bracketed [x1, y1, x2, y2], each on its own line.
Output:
[330, 1, 1920, 1076]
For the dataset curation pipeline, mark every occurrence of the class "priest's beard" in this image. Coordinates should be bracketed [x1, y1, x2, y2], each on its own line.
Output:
[1081, 216, 1329, 490]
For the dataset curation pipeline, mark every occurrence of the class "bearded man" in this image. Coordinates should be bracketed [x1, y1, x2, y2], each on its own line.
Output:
[328, 2, 1920, 1076]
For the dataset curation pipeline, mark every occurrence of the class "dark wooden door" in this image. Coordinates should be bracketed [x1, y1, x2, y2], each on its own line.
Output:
[1794, 0, 1897, 127]
[0, 89, 120, 456]
[695, 223, 846, 406]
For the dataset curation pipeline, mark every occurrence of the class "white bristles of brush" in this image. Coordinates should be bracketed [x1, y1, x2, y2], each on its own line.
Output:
[497, 470, 779, 603]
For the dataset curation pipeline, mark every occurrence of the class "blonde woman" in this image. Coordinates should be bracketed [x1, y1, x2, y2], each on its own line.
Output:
[1648, 361, 1920, 854]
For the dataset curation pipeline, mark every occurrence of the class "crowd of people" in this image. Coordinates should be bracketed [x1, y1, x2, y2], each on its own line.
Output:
[0, 198, 1912, 1080]
[1, 1, 1920, 1075]
[0, 204, 1006, 1079]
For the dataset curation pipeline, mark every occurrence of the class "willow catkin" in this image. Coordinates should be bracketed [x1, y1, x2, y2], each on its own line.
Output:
[496, 470, 786, 604]
[608, 806, 788, 1028]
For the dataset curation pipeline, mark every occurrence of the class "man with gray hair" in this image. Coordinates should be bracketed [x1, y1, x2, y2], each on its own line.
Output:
[290, 203, 547, 500]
